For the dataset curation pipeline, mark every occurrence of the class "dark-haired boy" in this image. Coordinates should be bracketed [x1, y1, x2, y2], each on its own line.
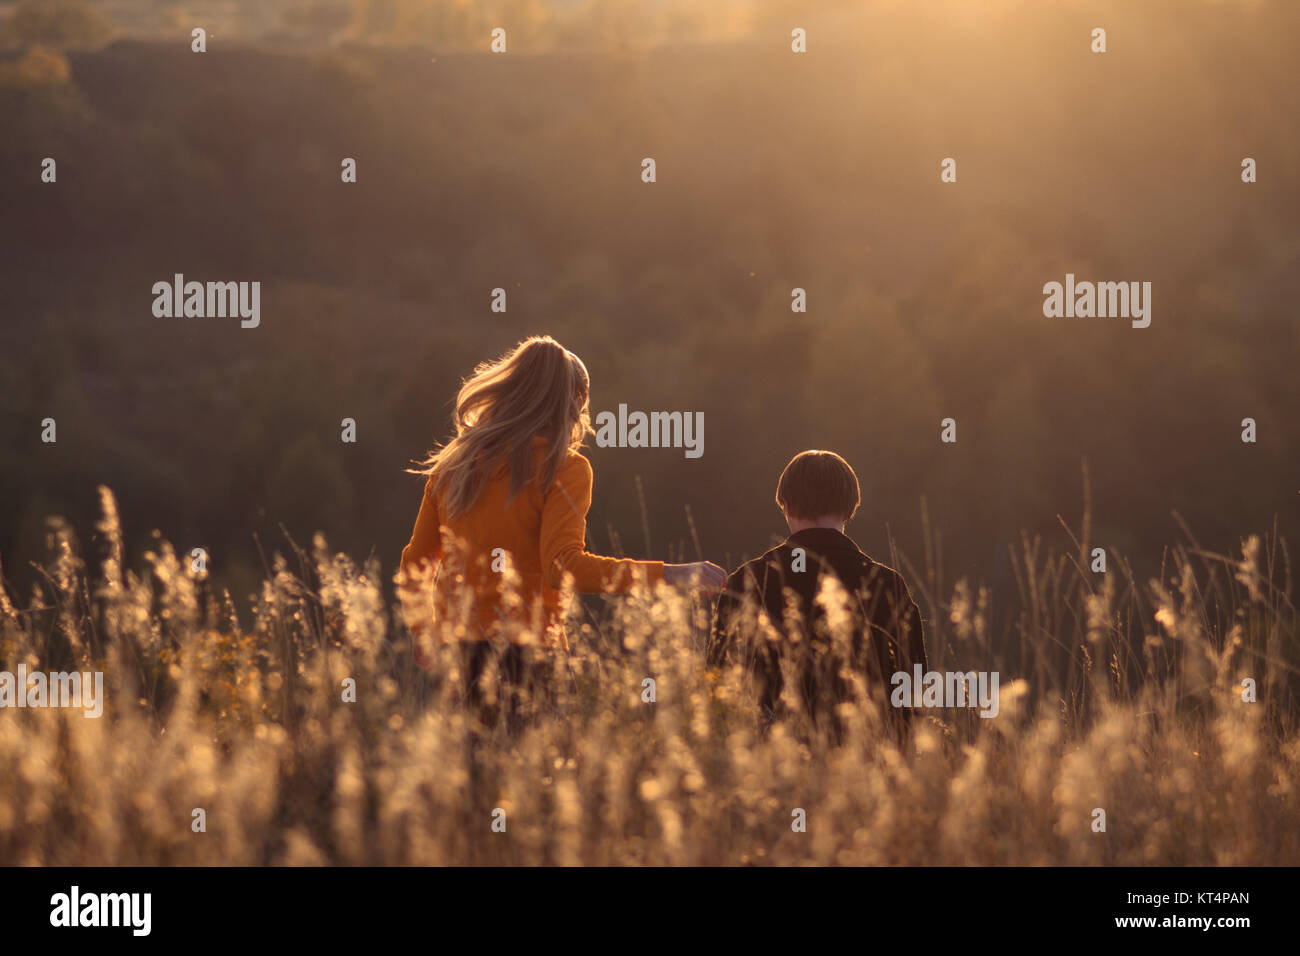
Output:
[708, 450, 927, 739]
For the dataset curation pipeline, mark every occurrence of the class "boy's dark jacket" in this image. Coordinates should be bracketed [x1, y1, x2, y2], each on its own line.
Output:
[708, 527, 928, 730]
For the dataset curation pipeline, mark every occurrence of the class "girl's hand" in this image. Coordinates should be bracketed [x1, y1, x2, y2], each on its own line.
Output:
[664, 561, 727, 594]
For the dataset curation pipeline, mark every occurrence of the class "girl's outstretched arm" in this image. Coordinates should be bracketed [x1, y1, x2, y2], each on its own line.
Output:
[541, 454, 665, 593]
[541, 454, 726, 594]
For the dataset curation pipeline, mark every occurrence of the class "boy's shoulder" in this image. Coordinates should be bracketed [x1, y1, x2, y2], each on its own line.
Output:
[726, 534, 910, 591]
[859, 555, 910, 587]
[727, 542, 796, 590]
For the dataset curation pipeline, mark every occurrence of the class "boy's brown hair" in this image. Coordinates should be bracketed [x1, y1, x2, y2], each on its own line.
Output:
[774, 450, 861, 522]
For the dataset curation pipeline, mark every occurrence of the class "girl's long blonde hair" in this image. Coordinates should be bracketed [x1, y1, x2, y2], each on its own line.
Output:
[413, 336, 591, 518]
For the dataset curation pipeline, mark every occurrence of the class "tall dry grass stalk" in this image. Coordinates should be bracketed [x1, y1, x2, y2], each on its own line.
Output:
[0, 487, 1296, 865]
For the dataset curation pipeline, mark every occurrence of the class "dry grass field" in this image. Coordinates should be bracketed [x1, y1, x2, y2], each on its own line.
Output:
[1, 486, 1296, 865]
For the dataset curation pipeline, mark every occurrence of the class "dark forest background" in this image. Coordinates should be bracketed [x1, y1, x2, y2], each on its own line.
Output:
[1, 0, 1297, 615]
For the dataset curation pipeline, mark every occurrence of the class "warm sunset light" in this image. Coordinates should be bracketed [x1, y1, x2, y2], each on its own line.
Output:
[0, 0, 1293, 939]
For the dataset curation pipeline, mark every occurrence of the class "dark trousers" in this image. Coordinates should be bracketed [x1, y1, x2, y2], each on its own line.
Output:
[460, 640, 557, 739]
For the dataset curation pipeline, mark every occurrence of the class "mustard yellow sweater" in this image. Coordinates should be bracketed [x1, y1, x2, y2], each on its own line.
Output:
[399, 437, 664, 653]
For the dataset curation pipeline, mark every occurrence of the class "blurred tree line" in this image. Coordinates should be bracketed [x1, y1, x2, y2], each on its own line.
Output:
[1, 0, 1297, 614]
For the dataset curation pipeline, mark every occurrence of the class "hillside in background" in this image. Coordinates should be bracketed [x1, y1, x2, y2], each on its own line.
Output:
[1, 0, 1297, 615]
